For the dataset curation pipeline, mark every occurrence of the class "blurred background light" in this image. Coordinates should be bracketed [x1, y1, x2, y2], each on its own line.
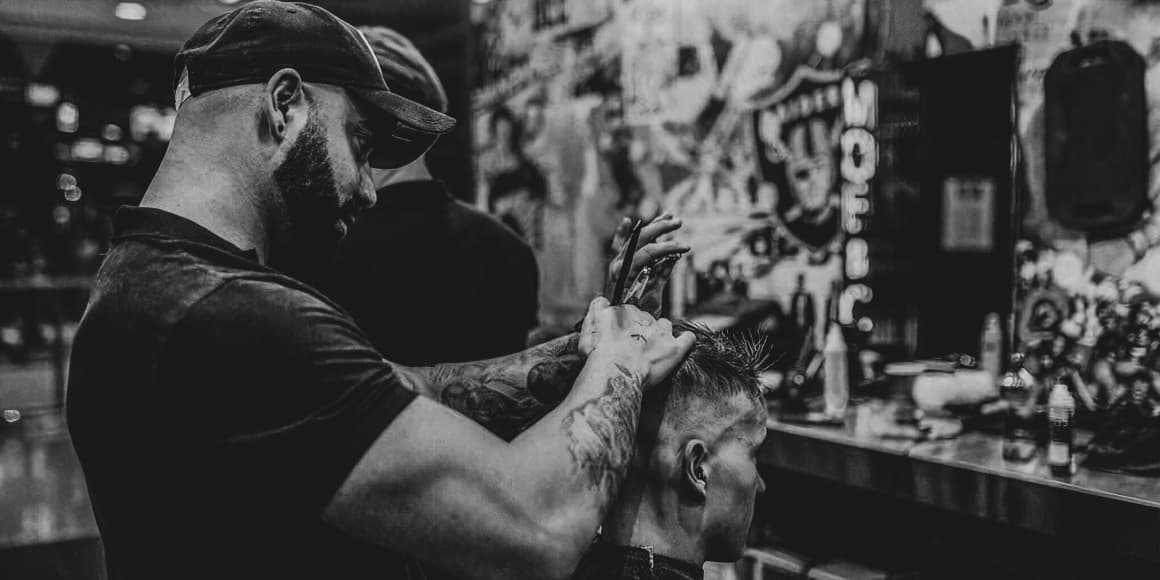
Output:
[114, 2, 147, 22]
[25, 84, 59, 107]
[55, 102, 78, 133]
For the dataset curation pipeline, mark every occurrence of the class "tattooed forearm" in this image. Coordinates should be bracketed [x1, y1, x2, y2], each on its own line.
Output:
[425, 335, 579, 387]
[527, 353, 586, 403]
[408, 334, 586, 439]
[440, 379, 545, 440]
[562, 362, 643, 498]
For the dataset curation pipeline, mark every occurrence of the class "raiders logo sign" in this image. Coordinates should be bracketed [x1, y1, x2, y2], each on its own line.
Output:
[752, 67, 844, 255]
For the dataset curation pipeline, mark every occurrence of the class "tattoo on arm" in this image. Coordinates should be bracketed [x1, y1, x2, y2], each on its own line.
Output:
[527, 353, 586, 403]
[562, 362, 642, 500]
[424, 334, 586, 439]
[440, 376, 544, 440]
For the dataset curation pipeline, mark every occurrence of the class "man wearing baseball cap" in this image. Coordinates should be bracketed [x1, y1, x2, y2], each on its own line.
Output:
[65, 2, 694, 579]
[319, 26, 540, 367]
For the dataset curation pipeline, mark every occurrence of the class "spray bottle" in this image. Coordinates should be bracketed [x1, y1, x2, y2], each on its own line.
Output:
[824, 323, 849, 419]
[1048, 383, 1077, 477]
[980, 312, 1002, 381]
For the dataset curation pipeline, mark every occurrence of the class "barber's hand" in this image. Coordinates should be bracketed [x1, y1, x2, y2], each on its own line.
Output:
[626, 254, 681, 317]
[578, 297, 696, 388]
[605, 214, 690, 300]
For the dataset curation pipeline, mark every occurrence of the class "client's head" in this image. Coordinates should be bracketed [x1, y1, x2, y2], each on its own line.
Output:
[608, 321, 769, 564]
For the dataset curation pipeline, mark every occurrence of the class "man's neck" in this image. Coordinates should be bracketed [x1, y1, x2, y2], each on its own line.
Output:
[139, 143, 272, 262]
[601, 480, 705, 566]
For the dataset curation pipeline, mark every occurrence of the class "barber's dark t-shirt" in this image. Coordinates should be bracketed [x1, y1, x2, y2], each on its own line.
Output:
[66, 207, 422, 579]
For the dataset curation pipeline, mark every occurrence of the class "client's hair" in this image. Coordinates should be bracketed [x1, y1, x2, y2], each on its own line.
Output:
[658, 321, 771, 423]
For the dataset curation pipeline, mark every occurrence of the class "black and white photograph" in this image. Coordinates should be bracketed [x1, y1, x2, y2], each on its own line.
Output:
[4, 0, 1160, 578]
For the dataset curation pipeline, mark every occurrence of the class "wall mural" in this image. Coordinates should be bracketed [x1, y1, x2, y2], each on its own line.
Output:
[471, 0, 868, 338]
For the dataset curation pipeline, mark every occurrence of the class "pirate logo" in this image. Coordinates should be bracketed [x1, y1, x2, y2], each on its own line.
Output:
[753, 69, 844, 253]
[782, 119, 841, 224]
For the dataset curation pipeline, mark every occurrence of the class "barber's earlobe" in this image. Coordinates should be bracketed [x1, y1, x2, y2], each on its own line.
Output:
[682, 440, 710, 501]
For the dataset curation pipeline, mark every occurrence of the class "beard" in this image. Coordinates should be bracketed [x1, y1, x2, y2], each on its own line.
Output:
[269, 114, 354, 283]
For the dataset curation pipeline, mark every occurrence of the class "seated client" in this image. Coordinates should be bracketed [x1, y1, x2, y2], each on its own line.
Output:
[573, 321, 770, 580]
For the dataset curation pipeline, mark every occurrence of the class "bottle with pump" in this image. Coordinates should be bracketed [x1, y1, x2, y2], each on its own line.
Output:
[1048, 383, 1077, 477]
[980, 312, 1002, 381]
[1000, 353, 1036, 462]
[823, 323, 849, 419]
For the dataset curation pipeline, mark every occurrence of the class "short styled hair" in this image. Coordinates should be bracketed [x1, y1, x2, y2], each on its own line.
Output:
[657, 321, 770, 426]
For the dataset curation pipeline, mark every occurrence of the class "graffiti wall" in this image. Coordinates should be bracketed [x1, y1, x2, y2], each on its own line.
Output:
[471, 0, 869, 337]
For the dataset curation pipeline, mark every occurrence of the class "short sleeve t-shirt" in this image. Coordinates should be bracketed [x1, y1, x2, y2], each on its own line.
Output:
[66, 207, 421, 579]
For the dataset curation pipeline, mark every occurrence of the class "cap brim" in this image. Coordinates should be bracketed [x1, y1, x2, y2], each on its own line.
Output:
[349, 87, 456, 169]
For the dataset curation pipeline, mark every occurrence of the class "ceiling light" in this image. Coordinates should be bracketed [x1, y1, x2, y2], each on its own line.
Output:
[115, 2, 148, 21]
[218, 0, 243, 4]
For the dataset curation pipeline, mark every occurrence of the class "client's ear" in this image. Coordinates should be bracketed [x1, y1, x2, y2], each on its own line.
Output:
[681, 439, 710, 502]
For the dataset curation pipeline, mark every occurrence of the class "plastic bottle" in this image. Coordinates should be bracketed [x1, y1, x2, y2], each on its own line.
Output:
[790, 274, 816, 333]
[823, 323, 849, 419]
[1048, 383, 1077, 477]
[1000, 353, 1036, 462]
[980, 312, 1002, 381]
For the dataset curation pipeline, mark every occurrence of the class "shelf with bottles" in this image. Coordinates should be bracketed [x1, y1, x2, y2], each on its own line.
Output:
[1014, 241, 1160, 474]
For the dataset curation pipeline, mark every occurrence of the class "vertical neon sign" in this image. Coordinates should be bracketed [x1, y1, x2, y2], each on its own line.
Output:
[839, 76, 877, 330]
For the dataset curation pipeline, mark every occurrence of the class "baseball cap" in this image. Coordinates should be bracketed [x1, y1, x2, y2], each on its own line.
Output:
[174, 1, 455, 169]
[359, 26, 448, 114]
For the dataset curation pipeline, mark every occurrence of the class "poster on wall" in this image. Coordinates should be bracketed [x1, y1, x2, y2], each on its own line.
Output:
[472, 0, 869, 336]
[753, 69, 844, 256]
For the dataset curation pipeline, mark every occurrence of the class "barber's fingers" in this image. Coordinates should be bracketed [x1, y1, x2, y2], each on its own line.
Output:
[608, 215, 685, 295]
[630, 241, 690, 273]
[579, 296, 611, 355]
[642, 327, 698, 388]
[591, 295, 611, 310]
[653, 255, 680, 279]
[654, 317, 673, 336]
[612, 303, 654, 329]
[636, 214, 681, 247]
[612, 213, 679, 255]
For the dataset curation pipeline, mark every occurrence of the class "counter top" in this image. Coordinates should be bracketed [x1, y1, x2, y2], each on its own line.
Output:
[761, 398, 1160, 562]
[909, 429, 1160, 509]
